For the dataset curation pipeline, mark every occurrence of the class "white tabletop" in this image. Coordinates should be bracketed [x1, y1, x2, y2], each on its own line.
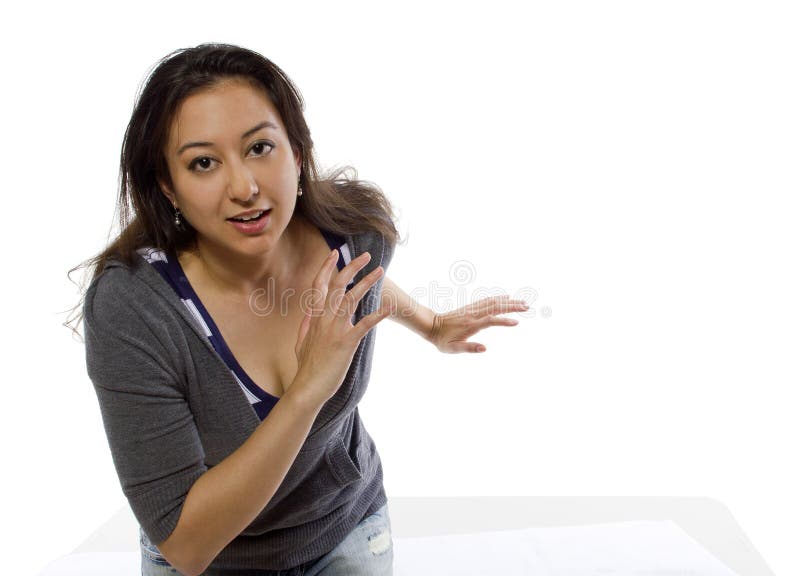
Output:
[74, 496, 774, 575]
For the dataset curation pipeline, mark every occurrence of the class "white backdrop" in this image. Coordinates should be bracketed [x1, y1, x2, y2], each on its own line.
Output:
[1, 1, 797, 575]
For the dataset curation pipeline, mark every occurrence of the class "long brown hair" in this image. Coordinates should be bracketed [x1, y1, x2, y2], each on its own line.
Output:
[65, 43, 400, 337]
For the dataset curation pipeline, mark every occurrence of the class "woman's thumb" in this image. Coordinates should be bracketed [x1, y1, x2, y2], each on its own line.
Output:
[296, 309, 312, 355]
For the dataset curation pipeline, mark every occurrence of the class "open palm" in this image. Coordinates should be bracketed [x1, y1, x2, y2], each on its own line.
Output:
[429, 295, 529, 354]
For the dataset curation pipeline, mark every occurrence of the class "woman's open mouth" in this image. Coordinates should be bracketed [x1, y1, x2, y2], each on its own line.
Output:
[227, 209, 271, 234]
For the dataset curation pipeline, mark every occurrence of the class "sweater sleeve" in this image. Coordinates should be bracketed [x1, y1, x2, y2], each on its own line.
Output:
[352, 228, 396, 310]
[83, 266, 208, 545]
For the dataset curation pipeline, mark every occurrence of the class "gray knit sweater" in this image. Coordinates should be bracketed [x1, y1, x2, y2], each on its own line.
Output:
[83, 229, 394, 571]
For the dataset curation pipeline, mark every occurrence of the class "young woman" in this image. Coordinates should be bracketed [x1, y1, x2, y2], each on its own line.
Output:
[71, 43, 527, 575]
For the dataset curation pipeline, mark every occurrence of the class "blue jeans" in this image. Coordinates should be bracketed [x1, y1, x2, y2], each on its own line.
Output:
[140, 503, 394, 576]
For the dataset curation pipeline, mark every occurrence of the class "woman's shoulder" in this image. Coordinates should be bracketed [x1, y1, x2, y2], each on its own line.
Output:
[86, 251, 143, 295]
[350, 228, 395, 269]
[83, 248, 171, 326]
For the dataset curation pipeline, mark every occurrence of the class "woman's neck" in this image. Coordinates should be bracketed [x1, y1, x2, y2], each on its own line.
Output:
[178, 214, 310, 305]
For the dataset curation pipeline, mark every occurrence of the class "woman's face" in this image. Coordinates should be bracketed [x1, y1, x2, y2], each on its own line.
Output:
[160, 77, 301, 259]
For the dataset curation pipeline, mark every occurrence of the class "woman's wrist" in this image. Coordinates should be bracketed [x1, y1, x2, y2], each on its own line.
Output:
[426, 310, 442, 345]
[283, 377, 328, 416]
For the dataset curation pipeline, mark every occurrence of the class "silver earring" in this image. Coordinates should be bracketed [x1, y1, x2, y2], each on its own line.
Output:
[173, 206, 183, 229]
[297, 179, 303, 197]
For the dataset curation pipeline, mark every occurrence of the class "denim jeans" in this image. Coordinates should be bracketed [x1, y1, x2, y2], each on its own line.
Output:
[140, 503, 394, 576]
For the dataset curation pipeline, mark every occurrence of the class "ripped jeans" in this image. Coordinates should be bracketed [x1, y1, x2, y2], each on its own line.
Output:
[140, 503, 394, 576]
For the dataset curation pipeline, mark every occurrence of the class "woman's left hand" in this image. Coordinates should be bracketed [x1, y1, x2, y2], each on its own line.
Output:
[428, 295, 529, 353]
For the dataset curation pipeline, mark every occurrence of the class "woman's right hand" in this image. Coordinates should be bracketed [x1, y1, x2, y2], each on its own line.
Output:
[292, 249, 392, 407]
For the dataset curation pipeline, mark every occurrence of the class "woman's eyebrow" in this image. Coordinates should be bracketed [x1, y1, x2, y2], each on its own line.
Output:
[177, 121, 280, 155]
[242, 120, 279, 139]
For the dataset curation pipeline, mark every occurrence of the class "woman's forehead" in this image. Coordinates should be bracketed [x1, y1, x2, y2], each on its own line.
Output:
[168, 78, 286, 151]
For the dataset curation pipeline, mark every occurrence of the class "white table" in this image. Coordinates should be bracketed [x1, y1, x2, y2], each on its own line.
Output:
[72, 496, 774, 575]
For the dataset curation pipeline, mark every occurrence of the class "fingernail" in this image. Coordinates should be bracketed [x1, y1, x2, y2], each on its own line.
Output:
[477, 345, 486, 352]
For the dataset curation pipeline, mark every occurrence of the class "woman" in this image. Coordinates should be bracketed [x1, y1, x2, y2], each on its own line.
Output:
[71, 43, 528, 575]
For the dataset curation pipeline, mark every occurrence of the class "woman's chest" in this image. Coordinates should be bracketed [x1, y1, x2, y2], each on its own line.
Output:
[213, 307, 303, 399]
[180, 221, 346, 399]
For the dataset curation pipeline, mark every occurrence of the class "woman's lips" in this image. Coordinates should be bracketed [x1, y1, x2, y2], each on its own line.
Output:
[227, 209, 271, 234]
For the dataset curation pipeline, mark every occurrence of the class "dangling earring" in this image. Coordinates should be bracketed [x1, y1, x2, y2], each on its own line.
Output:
[297, 178, 303, 197]
[173, 206, 183, 229]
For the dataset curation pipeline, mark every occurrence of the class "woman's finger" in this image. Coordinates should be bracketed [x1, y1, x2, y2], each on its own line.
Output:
[444, 341, 486, 354]
[328, 251, 372, 312]
[481, 316, 520, 328]
[353, 304, 393, 341]
[337, 251, 372, 287]
[312, 250, 339, 291]
[307, 250, 340, 315]
[335, 264, 384, 320]
[469, 297, 528, 317]
[295, 309, 312, 355]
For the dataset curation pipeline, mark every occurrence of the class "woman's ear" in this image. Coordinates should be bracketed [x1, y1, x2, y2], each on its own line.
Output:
[157, 178, 177, 207]
[293, 146, 302, 176]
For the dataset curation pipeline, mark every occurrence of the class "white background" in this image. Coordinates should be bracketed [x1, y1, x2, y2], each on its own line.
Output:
[1, 1, 797, 574]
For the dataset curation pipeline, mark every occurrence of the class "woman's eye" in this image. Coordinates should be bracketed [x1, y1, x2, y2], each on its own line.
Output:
[189, 156, 215, 172]
[249, 141, 274, 156]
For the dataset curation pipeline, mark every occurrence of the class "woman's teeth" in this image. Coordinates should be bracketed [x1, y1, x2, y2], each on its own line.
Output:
[231, 210, 267, 222]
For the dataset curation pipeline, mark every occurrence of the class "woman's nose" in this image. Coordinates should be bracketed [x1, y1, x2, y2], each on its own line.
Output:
[227, 161, 259, 201]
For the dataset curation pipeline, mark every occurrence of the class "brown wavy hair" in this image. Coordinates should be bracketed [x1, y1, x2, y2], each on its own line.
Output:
[65, 43, 400, 337]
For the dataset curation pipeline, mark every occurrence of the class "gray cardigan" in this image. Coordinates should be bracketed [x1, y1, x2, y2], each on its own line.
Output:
[83, 229, 394, 570]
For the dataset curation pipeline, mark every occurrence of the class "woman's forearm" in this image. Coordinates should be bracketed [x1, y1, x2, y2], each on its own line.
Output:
[156, 383, 323, 576]
[380, 276, 436, 341]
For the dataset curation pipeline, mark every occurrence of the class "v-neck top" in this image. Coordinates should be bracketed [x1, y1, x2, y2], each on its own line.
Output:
[137, 227, 353, 420]
[85, 226, 394, 567]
